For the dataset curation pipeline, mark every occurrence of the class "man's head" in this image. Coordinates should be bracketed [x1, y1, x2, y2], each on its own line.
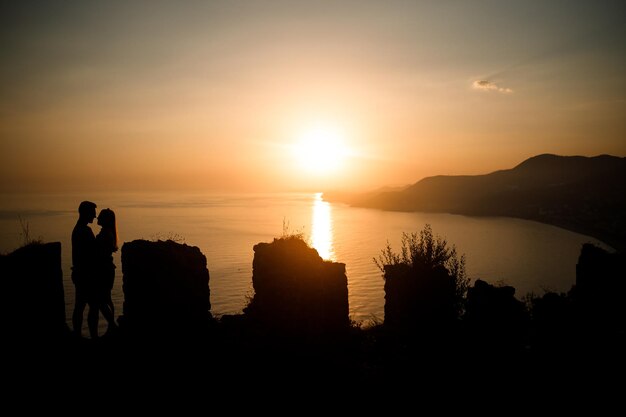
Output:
[78, 201, 97, 223]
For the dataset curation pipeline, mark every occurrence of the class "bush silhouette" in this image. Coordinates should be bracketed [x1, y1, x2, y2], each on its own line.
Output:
[375, 224, 469, 331]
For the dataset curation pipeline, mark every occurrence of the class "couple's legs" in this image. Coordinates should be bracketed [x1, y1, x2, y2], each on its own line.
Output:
[87, 300, 116, 338]
[98, 290, 118, 336]
[101, 294, 117, 332]
[73, 287, 97, 337]
[72, 292, 87, 337]
[73, 292, 100, 339]
[88, 305, 99, 339]
[74, 289, 116, 339]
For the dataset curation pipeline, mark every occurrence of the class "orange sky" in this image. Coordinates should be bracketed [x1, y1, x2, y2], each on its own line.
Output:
[1, 1, 624, 193]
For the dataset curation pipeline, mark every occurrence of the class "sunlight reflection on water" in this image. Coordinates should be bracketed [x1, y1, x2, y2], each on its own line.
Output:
[0, 191, 613, 330]
[310, 193, 334, 261]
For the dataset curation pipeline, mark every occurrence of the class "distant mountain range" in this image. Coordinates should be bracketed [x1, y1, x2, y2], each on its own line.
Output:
[324, 154, 626, 252]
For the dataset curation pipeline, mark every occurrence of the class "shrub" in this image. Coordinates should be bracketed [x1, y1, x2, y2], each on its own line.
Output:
[375, 224, 469, 324]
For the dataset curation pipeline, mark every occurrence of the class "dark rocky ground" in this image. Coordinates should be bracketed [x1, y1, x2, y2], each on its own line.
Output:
[3, 238, 625, 405]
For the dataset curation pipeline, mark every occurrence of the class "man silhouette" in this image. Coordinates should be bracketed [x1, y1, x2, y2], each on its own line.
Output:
[71, 201, 99, 338]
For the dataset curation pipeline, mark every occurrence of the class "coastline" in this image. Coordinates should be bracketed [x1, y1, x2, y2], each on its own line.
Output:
[323, 194, 623, 254]
[521, 216, 622, 253]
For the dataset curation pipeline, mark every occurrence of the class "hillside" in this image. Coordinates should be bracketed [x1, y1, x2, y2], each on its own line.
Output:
[326, 154, 626, 251]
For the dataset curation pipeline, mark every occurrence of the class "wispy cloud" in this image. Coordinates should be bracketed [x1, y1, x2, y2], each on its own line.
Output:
[472, 80, 513, 94]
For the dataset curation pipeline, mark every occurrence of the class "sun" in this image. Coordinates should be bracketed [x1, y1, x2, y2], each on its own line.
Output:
[292, 124, 347, 174]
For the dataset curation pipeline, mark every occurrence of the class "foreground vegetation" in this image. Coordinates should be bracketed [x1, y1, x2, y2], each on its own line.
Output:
[3, 225, 624, 390]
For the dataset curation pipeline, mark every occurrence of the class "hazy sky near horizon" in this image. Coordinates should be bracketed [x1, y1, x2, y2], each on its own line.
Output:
[1, 0, 624, 193]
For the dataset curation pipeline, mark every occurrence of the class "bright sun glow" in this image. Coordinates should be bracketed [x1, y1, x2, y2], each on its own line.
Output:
[293, 124, 347, 174]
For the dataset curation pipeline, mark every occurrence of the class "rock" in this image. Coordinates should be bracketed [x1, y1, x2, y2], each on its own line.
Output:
[120, 239, 211, 338]
[465, 279, 528, 351]
[0, 242, 67, 342]
[575, 243, 626, 329]
[245, 236, 349, 336]
[383, 263, 456, 331]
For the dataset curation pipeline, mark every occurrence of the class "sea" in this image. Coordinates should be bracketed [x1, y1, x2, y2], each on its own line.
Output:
[0, 192, 611, 333]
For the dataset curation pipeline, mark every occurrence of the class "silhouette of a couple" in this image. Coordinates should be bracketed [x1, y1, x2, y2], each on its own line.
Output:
[71, 201, 119, 339]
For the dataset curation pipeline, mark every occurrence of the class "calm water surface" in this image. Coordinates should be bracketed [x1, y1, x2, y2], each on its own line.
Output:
[0, 192, 610, 331]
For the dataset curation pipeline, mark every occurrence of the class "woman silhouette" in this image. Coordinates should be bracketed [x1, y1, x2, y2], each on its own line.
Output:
[95, 208, 119, 336]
